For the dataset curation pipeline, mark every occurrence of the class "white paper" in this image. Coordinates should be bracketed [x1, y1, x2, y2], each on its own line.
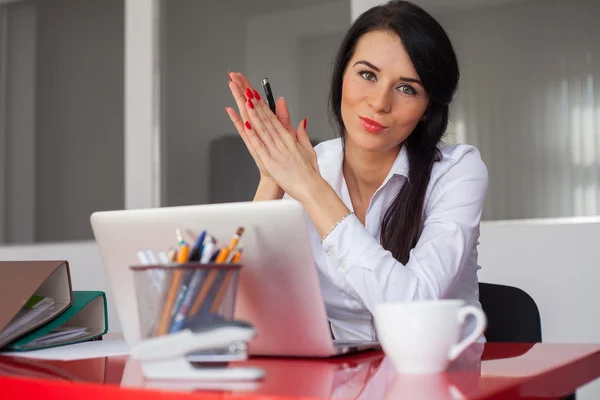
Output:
[0, 338, 130, 360]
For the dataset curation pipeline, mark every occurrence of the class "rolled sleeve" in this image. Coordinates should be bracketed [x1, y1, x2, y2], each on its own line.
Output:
[322, 212, 420, 310]
[320, 149, 488, 314]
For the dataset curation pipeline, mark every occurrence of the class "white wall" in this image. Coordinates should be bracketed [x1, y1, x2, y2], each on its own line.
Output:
[477, 217, 600, 399]
[124, 0, 161, 210]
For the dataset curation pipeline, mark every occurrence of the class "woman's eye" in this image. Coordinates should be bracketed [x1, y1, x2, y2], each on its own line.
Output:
[359, 71, 376, 81]
[397, 84, 416, 95]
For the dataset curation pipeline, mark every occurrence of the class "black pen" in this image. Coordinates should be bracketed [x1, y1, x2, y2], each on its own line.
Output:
[261, 78, 276, 113]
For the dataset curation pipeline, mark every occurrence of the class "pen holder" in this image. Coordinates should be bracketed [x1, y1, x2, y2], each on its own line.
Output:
[130, 263, 242, 339]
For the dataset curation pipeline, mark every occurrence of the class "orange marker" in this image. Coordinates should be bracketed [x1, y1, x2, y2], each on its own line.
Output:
[176, 229, 190, 263]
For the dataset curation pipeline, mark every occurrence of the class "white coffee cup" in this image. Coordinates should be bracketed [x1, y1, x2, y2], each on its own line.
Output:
[373, 299, 487, 375]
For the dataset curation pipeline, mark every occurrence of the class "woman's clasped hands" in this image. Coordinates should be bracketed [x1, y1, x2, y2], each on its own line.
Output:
[225, 72, 322, 202]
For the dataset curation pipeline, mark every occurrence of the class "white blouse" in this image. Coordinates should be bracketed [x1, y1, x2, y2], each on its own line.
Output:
[290, 138, 488, 342]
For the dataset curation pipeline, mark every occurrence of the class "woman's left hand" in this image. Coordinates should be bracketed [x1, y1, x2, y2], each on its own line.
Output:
[242, 90, 323, 201]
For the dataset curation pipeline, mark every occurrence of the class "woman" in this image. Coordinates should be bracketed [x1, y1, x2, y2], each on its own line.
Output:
[225, 0, 487, 341]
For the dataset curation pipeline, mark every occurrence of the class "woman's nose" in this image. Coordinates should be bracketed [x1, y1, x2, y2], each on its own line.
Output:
[367, 85, 392, 113]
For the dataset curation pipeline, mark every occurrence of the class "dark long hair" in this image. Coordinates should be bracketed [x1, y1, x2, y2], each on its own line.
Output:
[329, 1, 459, 264]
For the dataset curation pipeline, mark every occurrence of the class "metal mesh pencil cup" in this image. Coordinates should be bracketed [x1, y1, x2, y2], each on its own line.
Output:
[130, 263, 242, 339]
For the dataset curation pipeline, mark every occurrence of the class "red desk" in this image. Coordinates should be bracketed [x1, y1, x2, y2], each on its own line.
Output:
[1, 343, 600, 399]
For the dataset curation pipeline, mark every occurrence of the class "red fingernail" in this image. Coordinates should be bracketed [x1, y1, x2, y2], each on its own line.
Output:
[303, 118, 307, 129]
[253, 90, 261, 101]
[245, 121, 252, 130]
[245, 88, 254, 100]
[225, 107, 229, 113]
[228, 72, 233, 81]
[248, 99, 254, 109]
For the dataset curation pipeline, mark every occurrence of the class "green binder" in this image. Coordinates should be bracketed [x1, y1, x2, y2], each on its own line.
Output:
[5, 291, 108, 351]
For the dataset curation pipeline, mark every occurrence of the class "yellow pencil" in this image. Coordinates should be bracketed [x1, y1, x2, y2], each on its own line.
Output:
[231, 249, 242, 263]
[215, 227, 244, 264]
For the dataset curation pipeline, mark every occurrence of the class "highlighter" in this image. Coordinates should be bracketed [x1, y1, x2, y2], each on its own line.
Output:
[175, 228, 190, 263]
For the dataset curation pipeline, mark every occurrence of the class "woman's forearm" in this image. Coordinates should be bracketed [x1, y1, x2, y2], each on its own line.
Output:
[299, 179, 352, 239]
[253, 178, 285, 201]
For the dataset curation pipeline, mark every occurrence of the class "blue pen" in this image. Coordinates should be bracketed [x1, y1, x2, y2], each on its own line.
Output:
[169, 268, 209, 333]
[188, 230, 206, 262]
[169, 235, 216, 333]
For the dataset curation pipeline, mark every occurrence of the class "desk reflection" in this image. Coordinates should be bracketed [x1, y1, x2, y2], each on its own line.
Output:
[120, 343, 485, 399]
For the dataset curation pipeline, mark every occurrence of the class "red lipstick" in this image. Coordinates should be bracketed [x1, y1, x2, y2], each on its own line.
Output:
[358, 116, 387, 133]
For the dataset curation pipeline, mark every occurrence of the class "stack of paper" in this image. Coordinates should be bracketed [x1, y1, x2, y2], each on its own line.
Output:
[27, 327, 88, 347]
[0, 296, 56, 346]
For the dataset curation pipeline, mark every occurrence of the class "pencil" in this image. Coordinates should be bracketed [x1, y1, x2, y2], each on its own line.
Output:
[215, 227, 244, 263]
[231, 249, 242, 264]
[209, 247, 243, 313]
[189, 227, 244, 316]
[156, 229, 190, 335]
[167, 248, 177, 263]
[155, 268, 184, 335]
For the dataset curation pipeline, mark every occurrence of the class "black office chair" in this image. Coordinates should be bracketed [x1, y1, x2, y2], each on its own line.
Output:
[478, 282, 542, 343]
[478, 282, 575, 400]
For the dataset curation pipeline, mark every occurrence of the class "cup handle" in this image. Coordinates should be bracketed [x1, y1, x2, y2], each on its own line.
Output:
[448, 305, 487, 361]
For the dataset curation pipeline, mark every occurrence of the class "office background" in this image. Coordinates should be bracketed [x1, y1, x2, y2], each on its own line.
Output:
[0, 0, 599, 397]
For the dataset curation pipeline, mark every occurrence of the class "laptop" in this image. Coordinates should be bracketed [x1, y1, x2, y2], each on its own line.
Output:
[90, 199, 379, 357]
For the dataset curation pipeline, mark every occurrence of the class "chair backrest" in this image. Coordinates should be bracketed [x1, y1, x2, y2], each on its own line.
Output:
[478, 282, 542, 343]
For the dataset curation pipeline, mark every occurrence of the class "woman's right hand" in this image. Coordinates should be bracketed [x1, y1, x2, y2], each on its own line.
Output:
[225, 72, 306, 183]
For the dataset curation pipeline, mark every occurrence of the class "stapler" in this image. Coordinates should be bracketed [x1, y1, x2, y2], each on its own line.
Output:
[131, 320, 265, 381]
